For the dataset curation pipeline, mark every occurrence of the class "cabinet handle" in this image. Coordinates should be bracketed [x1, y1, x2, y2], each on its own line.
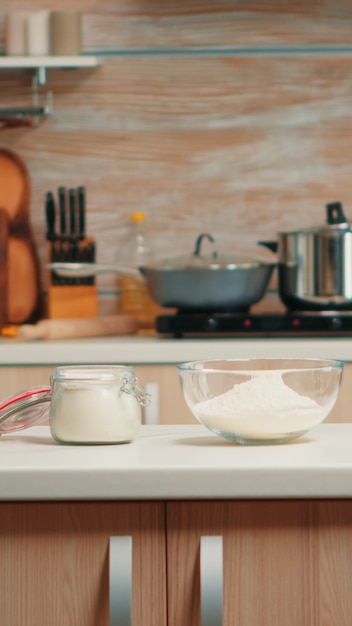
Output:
[109, 536, 132, 626]
[200, 536, 223, 626]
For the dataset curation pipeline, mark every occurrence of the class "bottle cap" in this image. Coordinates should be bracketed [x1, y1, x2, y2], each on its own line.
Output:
[131, 212, 146, 223]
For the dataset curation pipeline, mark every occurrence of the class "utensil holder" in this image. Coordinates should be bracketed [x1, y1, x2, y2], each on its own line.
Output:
[0, 149, 43, 326]
[46, 238, 98, 319]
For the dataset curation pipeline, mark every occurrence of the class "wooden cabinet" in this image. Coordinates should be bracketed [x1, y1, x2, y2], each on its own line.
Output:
[0, 365, 55, 399]
[166, 500, 352, 626]
[0, 501, 166, 626]
[134, 365, 197, 425]
[2, 498, 352, 625]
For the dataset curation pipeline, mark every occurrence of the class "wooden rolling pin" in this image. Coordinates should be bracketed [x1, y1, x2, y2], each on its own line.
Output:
[4, 315, 139, 340]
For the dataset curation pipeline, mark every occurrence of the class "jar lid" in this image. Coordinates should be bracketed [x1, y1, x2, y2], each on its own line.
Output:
[52, 364, 135, 382]
[0, 387, 52, 434]
[278, 202, 352, 236]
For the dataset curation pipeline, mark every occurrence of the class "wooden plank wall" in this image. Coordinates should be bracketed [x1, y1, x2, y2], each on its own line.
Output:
[1, 1, 352, 314]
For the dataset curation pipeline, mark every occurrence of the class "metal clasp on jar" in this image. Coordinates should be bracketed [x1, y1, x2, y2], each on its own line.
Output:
[120, 377, 151, 407]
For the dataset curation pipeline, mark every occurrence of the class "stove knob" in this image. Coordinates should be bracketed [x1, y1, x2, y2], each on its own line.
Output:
[328, 316, 342, 330]
[204, 317, 219, 331]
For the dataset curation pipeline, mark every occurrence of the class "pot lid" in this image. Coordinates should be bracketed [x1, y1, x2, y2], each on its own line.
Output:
[148, 233, 271, 270]
[279, 202, 352, 236]
[0, 386, 52, 435]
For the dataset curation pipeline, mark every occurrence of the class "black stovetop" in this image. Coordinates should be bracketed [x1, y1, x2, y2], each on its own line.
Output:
[156, 310, 352, 338]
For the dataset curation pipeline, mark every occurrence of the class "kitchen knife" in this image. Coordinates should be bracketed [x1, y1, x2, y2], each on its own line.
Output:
[50, 239, 59, 285]
[77, 186, 86, 240]
[78, 239, 90, 285]
[58, 186, 67, 240]
[45, 192, 56, 241]
[87, 240, 96, 285]
[68, 188, 77, 240]
[59, 240, 70, 285]
[69, 240, 80, 285]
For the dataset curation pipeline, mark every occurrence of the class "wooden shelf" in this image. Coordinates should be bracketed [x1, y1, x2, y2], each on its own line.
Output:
[0, 55, 102, 69]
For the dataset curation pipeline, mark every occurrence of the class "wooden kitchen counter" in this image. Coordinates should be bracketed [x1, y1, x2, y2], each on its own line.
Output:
[0, 334, 352, 365]
[1, 424, 352, 626]
[1, 423, 352, 500]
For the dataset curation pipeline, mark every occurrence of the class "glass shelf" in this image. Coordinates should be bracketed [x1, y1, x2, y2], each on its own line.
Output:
[1, 45, 350, 126]
[86, 45, 352, 57]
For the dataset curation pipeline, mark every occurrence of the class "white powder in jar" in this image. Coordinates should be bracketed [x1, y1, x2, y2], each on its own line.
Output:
[195, 370, 327, 441]
[49, 383, 141, 444]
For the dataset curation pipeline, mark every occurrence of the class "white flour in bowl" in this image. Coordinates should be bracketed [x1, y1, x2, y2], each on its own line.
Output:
[194, 370, 327, 441]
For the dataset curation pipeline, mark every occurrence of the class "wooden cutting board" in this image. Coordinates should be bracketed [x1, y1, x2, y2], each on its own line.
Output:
[17, 315, 139, 340]
[0, 149, 43, 326]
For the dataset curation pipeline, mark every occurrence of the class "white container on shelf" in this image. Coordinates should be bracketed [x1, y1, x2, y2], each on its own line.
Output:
[5, 12, 29, 56]
[50, 11, 82, 56]
[27, 10, 51, 56]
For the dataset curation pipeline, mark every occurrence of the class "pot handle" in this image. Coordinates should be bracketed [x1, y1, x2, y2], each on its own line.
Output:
[193, 233, 216, 257]
[326, 202, 347, 225]
[257, 240, 278, 253]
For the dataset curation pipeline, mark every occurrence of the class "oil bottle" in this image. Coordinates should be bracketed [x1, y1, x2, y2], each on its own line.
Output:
[118, 212, 161, 331]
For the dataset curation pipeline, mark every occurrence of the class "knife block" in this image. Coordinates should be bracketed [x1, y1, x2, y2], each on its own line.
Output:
[46, 238, 98, 319]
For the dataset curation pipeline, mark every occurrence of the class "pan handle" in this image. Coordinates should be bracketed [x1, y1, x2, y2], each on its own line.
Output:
[48, 262, 144, 281]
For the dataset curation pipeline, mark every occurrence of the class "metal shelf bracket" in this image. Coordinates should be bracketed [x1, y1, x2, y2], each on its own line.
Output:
[35, 66, 48, 86]
[0, 78, 52, 128]
[0, 55, 101, 128]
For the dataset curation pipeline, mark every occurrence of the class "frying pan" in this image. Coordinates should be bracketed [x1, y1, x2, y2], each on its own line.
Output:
[49, 233, 275, 312]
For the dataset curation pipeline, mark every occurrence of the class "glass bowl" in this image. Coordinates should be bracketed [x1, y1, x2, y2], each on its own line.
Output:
[177, 358, 344, 444]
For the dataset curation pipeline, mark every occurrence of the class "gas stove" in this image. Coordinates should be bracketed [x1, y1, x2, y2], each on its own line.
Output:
[156, 310, 352, 338]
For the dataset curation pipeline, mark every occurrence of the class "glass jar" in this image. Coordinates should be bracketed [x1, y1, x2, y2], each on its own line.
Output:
[0, 365, 149, 445]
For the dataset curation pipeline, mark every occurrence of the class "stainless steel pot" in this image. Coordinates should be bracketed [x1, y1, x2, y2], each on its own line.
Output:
[50, 233, 275, 312]
[259, 202, 352, 311]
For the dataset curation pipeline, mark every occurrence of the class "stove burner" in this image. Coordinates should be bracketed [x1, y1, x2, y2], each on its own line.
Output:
[176, 306, 251, 315]
[156, 311, 352, 337]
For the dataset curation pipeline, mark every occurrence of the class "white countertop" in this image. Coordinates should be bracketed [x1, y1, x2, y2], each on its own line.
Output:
[0, 335, 352, 365]
[1, 424, 352, 500]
